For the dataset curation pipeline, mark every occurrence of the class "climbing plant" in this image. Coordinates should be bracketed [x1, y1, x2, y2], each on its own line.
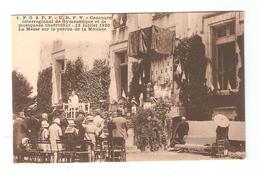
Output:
[61, 58, 111, 109]
[36, 67, 53, 113]
[173, 35, 211, 120]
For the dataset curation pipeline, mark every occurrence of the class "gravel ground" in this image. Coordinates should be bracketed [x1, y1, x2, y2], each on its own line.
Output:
[126, 150, 231, 161]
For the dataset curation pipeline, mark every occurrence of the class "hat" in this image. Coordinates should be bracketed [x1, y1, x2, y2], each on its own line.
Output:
[77, 110, 85, 116]
[41, 120, 49, 128]
[181, 116, 186, 121]
[86, 115, 94, 121]
[53, 118, 61, 125]
[74, 116, 85, 125]
[41, 113, 48, 120]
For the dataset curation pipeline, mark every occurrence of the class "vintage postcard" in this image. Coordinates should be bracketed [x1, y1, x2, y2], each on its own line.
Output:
[12, 12, 245, 163]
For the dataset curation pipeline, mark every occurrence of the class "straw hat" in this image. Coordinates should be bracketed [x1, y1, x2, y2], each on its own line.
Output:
[53, 118, 61, 125]
[41, 120, 49, 128]
[41, 113, 48, 120]
[86, 115, 94, 121]
[95, 109, 101, 115]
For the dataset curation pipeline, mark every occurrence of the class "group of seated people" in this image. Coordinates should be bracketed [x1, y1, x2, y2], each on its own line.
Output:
[13, 107, 128, 163]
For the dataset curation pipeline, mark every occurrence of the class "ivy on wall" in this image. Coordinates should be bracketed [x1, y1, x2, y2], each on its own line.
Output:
[61, 58, 111, 109]
[173, 35, 211, 120]
[37, 67, 52, 113]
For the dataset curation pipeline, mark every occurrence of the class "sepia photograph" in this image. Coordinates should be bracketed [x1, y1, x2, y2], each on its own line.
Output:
[12, 12, 245, 163]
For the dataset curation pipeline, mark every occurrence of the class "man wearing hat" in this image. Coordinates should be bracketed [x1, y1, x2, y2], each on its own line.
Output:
[53, 109, 69, 134]
[49, 118, 62, 162]
[171, 116, 189, 146]
[111, 109, 128, 147]
[93, 109, 105, 136]
[13, 112, 29, 162]
[83, 115, 99, 161]
[73, 112, 87, 151]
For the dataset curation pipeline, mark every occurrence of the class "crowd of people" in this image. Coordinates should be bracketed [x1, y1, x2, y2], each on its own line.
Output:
[13, 107, 128, 163]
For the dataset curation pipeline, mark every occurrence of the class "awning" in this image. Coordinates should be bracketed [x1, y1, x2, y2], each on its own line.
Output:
[128, 25, 175, 58]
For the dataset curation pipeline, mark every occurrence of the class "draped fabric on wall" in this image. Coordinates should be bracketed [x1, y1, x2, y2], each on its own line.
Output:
[128, 25, 175, 59]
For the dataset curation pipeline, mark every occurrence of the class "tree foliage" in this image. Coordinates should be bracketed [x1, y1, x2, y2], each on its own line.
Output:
[37, 67, 52, 113]
[174, 35, 211, 120]
[61, 58, 111, 109]
[12, 70, 34, 112]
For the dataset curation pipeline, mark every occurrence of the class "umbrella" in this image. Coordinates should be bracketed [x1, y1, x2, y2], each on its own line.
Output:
[213, 114, 229, 127]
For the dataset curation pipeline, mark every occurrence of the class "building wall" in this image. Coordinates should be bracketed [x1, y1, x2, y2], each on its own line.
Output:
[109, 12, 208, 101]
[109, 12, 244, 120]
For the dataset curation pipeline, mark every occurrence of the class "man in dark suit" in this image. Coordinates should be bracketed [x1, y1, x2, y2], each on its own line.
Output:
[13, 112, 29, 162]
[111, 109, 128, 146]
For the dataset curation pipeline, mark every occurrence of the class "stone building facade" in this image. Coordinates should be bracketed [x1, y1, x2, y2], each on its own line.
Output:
[109, 12, 244, 120]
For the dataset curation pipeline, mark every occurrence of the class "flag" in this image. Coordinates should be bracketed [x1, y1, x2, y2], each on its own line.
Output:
[181, 71, 186, 81]
[227, 80, 232, 90]
[139, 75, 142, 84]
[217, 80, 220, 90]
[176, 63, 182, 75]
[122, 89, 126, 98]
[205, 61, 214, 91]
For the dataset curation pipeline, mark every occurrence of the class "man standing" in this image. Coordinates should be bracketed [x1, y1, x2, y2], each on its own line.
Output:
[13, 112, 29, 162]
[111, 109, 128, 146]
[49, 118, 62, 163]
[93, 109, 105, 137]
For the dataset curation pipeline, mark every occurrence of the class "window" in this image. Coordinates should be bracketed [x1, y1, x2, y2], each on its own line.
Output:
[213, 21, 238, 91]
[116, 51, 128, 98]
[216, 22, 235, 38]
[112, 14, 127, 29]
[217, 42, 237, 90]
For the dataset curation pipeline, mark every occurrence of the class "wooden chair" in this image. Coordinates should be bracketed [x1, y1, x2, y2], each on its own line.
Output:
[56, 139, 72, 163]
[36, 140, 53, 163]
[109, 138, 126, 162]
[211, 138, 227, 157]
[26, 140, 39, 163]
[94, 138, 109, 162]
[74, 140, 93, 162]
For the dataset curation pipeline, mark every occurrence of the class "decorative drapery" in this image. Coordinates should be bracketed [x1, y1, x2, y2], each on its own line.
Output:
[128, 25, 175, 59]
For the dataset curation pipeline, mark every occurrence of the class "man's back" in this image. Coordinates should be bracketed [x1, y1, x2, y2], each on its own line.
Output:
[93, 115, 104, 128]
[49, 123, 62, 141]
[112, 117, 127, 139]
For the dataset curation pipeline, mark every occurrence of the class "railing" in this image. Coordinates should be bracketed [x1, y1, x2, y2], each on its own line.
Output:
[63, 103, 90, 120]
